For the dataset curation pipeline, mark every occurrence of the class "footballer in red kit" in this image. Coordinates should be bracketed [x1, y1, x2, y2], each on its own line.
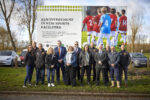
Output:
[93, 8, 101, 36]
[119, 9, 127, 45]
[110, 8, 117, 46]
[93, 8, 101, 44]
[82, 10, 93, 44]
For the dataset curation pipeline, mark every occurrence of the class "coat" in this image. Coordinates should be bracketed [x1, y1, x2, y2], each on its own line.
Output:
[95, 51, 107, 68]
[79, 51, 92, 67]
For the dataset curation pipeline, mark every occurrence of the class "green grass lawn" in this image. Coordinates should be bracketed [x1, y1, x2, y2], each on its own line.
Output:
[144, 53, 150, 58]
[0, 67, 150, 93]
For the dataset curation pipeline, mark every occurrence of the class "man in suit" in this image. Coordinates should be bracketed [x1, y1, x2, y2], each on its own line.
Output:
[74, 41, 82, 81]
[54, 40, 67, 84]
[89, 42, 98, 82]
[95, 44, 107, 86]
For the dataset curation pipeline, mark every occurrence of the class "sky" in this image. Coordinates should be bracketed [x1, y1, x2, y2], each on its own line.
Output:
[0, 0, 150, 42]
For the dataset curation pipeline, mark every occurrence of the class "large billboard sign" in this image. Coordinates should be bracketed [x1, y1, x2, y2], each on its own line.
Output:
[37, 6, 82, 50]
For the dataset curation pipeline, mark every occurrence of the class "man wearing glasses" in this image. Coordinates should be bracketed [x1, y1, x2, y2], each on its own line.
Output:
[74, 41, 82, 81]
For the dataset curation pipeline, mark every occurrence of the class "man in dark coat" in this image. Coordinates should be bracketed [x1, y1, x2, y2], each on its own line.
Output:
[89, 42, 98, 82]
[74, 41, 82, 81]
[95, 44, 107, 86]
[119, 44, 130, 87]
[35, 43, 46, 85]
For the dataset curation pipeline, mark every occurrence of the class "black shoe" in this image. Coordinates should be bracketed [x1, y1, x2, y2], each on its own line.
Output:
[80, 83, 83, 86]
[96, 83, 99, 86]
[41, 82, 44, 85]
[57, 81, 60, 85]
[72, 85, 76, 87]
[93, 79, 96, 82]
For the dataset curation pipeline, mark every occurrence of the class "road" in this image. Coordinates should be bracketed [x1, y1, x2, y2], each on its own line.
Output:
[0, 94, 150, 100]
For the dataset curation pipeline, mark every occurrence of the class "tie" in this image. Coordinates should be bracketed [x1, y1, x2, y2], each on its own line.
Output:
[58, 47, 61, 56]
[100, 51, 102, 56]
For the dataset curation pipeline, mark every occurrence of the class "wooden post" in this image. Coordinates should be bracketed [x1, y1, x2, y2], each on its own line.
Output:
[14, 56, 18, 68]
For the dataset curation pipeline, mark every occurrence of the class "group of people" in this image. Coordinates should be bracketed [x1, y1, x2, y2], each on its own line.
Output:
[82, 7, 127, 47]
[23, 40, 130, 88]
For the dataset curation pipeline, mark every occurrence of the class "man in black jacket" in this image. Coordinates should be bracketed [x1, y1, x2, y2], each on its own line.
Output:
[89, 42, 98, 82]
[119, 44, 130, 87]
[105, 45, 110, 85]
[74, 41, 82, 81]
[95, 44, 107, 86]
[35, 43, 46, 86]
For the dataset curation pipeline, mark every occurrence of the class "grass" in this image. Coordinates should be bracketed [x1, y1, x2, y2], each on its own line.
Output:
[144, 53, 150, 58]
[0, 67, 150, 93]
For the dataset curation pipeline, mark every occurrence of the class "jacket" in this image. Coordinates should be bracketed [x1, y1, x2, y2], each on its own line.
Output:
[95, 51, 107, 68]
[79, 51, 92, 67]
[24, 52, 35, 66]
[54, 46, 67, 61]
[74, 47, 82, 65]
[64, 52, 77, 67]
[89, 47, 98, 64]
[45, 54, 57, 69]
[35, 48, 46, 68]
[108, 51, 120, 67]
[119, 50, 131, 67]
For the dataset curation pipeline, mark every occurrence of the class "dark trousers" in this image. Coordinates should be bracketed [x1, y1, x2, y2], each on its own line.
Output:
[47, 68, 55, 83]
[119, 66, 128, 84]
[76, 65, 81, 81]
[96, 67, 108, 85]
[36, 67, 45, 85]
[80, 66, 91, 83]
[24, 66, 32, 85]
[65, 66, 76, 86]
[91, 62, 96, 81]
[105, 67, 110, 84]
[28, 66, 34, 84]
[56, 62, 65, 84]
[110, 66, 119, 81]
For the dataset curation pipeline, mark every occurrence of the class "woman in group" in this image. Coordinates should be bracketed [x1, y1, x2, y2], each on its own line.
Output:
[79, 44, 92, 86]
[64, 46, 77, 87]
[23, 45, 34, 88]
[45, 47, 56, 87]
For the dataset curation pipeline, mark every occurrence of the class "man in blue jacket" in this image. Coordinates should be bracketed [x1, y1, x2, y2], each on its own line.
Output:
[54, 40, 67, 84]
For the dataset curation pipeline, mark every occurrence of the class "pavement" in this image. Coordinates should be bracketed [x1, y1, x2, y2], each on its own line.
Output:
[0, 91, 150, 100]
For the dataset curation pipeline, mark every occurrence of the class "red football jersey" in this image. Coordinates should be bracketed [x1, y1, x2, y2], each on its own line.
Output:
[119, 15, 127, 31]
[94, 14, 101, 24]
[93, 23, 100, 33]
[83, 16, 93, 32]
[110, 14, 117, 31]
[93, 14, 101, 33]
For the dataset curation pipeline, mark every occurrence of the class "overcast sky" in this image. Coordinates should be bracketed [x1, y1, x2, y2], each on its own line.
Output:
[0, 0, 150, 42]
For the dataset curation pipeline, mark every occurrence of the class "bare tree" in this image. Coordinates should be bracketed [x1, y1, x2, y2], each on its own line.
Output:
[130, 13, 144, 52]
[19, 0, 41, 45]
[0, 0, 16, 51]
